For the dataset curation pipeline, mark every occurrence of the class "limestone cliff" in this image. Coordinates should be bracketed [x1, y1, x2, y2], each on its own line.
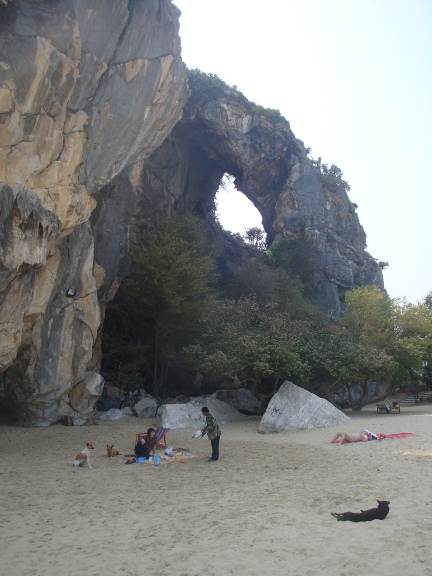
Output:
[133, 71, 384, 316]
[0, 0, 188, 425]
[0, 2, 383, 426]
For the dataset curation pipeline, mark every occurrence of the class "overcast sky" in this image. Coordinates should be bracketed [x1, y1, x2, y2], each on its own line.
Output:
[173, 0, 432, 304]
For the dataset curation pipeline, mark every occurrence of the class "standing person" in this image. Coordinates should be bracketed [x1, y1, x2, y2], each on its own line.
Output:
[200, 406, 221, 462]
[135, 427, 157, 458]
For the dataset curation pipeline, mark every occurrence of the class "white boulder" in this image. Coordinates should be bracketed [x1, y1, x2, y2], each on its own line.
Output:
[157, 398, 248, 429]
[99, 408, 124, 422]
[258, 381, 350, 433]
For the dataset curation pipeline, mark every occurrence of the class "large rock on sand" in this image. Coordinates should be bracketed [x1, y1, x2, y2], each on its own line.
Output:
[157, 398, 248, 429]
[133, 395, 158, 419]
[258, 381, 350, 433]
[211, 388, 262, 415]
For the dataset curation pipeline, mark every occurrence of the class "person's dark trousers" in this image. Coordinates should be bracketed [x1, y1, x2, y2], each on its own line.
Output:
[135, 445, 151, 458]
[210, 435, 220, 461]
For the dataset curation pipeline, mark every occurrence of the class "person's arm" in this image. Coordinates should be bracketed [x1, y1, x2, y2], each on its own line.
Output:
[201, 416, 210, 437]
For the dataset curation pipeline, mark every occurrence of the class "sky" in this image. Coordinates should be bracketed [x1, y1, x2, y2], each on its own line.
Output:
[173, 0, 432, 304]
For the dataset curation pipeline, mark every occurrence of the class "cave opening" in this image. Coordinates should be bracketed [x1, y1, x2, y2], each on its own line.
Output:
[214, 173, 266, 246]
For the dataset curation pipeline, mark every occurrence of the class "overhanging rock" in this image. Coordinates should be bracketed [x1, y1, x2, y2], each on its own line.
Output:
[258, 381, 350, 433]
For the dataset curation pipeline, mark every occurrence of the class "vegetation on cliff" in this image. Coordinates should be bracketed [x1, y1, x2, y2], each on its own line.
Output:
[102, 70, 429, 410]
[311, 156, 351, 196]
[102, 215, 216, 394]
[187, 69, 291, 132]
[102, 215, 432, 408]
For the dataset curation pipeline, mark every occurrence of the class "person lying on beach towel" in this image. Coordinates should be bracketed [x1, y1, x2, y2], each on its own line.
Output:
[331, 429, 378, 445]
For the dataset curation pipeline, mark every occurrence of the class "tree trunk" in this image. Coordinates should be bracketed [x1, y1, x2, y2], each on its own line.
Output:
[349, 381, 369, 411]
[153, 321, 159, 392]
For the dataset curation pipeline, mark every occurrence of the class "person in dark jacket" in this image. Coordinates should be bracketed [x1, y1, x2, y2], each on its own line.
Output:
[200, 407, 222, 462]
[135, 427, 157, 458]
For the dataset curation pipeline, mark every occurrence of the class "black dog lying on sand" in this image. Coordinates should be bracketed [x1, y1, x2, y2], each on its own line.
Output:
[331, 500, 390, 522]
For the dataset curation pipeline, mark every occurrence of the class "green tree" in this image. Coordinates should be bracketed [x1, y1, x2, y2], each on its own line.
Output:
[322, 328, 394, 410]
[221, 258, 321, 320]
[423, 291, 432, 388]
[341, 285, 392, 347]
[390, 298, 432, 392]
[265, 235, 318, 293]
[338, 286, 432, 405]
[311, 157, 351, 194]
[332, 286, 394, 407]
[243, 226, 266, 249]
[287, 318, 393, 409]
[119, 215, 216, 393]
[183, 297, 309, 395]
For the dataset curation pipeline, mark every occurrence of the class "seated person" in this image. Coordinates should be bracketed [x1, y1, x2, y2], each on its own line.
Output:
[331, 429, 378, 445]
[135, 427, 157, 458]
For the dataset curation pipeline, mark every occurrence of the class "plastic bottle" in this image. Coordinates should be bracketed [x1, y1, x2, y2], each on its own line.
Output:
[154, 453, 162, 466]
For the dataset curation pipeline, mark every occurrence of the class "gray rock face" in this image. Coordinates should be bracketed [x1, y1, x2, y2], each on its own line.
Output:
[157, 398, 248, 429]
[258, 381, 350, 433]
[0, 3, 385, 427]
[0, 0, 188, 425]
[138, 73, 384, 320]
[133, 395, 158, 419]
[99, 408, 124, 422]
[211, 389, 262, 415]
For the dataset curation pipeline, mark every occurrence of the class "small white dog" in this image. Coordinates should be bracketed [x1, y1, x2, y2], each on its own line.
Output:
[73, 442, 94, 468]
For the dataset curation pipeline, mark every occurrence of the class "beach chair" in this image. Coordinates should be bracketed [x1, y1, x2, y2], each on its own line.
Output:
[135, 427, 171, 449]
[389, 402, 401, 413]
[376, 403, 390, 414]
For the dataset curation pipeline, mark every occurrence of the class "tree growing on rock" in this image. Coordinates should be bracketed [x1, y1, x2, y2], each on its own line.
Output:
[265, 234, 318, 295]
[105, 215, 216, 394]
[243, 226, 266, 249]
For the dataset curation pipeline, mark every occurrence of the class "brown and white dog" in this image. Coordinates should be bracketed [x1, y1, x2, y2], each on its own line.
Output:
[106, 444, 120, 458]
[73, 442, 94, 468]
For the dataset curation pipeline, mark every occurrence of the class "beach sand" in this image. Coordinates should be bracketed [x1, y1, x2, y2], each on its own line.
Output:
[1, 402, 431, 576]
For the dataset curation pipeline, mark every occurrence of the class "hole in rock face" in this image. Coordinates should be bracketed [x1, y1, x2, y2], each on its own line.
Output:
[215, 174, 266, 245]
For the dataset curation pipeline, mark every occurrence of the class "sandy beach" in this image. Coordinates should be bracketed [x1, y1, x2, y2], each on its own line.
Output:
[1, 402, 431, 576]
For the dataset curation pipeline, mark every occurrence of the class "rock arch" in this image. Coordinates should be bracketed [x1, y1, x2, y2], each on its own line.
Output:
[131, 73, 384, 319]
